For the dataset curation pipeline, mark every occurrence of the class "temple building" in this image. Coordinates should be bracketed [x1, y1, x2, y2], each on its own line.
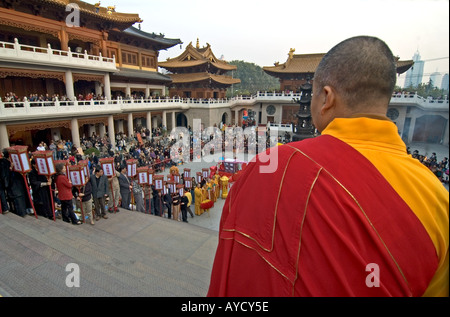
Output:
[0, 0, 182, 148]
[254, 48, 417, 131]
[263, 48, 414, 92]
[159, 40, 240, 99]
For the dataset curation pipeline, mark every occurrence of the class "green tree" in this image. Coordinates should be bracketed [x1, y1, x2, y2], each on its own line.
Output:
[226, 60, 280, 97]
[400, 78, 449, 99]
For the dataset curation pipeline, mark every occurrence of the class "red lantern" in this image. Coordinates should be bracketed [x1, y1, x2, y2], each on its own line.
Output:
[148, 168, 154, 185]
[79, 160, 89, 178]
[137, 167, 149, 185]
[7, 146, 31, 173]
[99, 157, 115, 178]
[54, 160, 70, 173]
[183, 168, 191, 179]
[68, 165, 87, 187]
[126, 159, 137, 178]
[196, 172, 202, 183]
[177, 184, 184, 196]
[31, 150, 57, 221]
[184, 178, 192, 189]
[32, 151, 56, 176]
[154, 175, 164, 191]
[173, 173, 180, 184]
[167, 179, 176, 194]
[7, 146, 37, 218]
[202, 168, 209, 179]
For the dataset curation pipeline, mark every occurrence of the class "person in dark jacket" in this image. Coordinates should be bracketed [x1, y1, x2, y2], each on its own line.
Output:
[180, 192, 189, 223]
[153, 188, 163, 216]
[91, 166, 109, 221]
[118, 166, 131, 210]
[7, 169, 28, 217]
[29, 159, 54, 220]
[163, 190, 172, 219]
[0, 149, 11, 214]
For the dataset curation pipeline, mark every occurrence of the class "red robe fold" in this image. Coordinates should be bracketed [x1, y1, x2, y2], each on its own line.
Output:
[207, 135, 438, 297]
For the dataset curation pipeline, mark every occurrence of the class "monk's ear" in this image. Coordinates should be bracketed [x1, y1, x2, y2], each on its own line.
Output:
[320, 85, 337, 115]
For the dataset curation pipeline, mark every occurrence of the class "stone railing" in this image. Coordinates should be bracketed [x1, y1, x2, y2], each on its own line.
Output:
[0, 39, 117, 72]
[390, 92, 449, 110]
[2, 91, 447, 123]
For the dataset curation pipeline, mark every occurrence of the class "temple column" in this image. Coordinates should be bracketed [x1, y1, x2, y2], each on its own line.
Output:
[147, 112, 152, 137]
[0, 123, 10, 149]
[162, 111, 167, 129]
[104, 73, 111, 100]
[127, 113, 134, 137]
[443, 118, 449, 146]
[65, 70, 75, 101]
[99, 123, 106, 138]
[71, 118, 80, 148]
[108, 115, 115, 148]
[171, 111, 176, 131]
[95, 81, 103, 97]
[145, 86, 150, 99]
[59, 28, 69, 51]
[118, 120, 124, 133]
[408, 116, 416, 144]
[234, 109, 239, 126]
[88, 124, 96, 137]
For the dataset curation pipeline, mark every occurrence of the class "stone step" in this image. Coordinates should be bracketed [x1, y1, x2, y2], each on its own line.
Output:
[0, 209, 218, 297]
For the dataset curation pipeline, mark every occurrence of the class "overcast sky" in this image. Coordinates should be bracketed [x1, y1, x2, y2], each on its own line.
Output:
[86, 0, 449, 87]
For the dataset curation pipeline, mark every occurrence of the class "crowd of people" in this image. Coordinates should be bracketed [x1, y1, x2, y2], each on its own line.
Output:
[1, 120, 448, 226]
[0, 123, 239, 225]
[408, 148, 449, 184]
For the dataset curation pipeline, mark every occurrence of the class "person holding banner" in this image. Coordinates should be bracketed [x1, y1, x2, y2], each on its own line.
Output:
[74, 174, 94, 225]
[54, 163, 81, 225]
[29, 159, 54, 220]
[0, 150, 11, 214]
[7, 166, 29, 217]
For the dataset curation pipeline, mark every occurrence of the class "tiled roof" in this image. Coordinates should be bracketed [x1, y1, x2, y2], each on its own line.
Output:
[112, 68, 173, 83]
[122, 27, 182, 49]
[168, 72, 241, 85]
[263, 53, 325, 75]
[264, 50, 414, 76]
[159, 42, 236, 71]
[396, 59, 414, 75]
[41, 0, 142, 26]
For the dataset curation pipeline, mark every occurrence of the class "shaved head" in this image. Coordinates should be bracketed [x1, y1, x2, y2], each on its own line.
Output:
[313, 36, 397, 110]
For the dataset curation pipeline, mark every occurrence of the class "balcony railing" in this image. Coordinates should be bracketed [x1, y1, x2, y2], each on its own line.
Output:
[0, 38, 117, 72]
[1, 91, 447, 123]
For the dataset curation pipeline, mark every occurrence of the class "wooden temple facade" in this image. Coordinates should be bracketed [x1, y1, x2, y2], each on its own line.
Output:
[0, 0, 184, 148]
[159, 40, 240, 99]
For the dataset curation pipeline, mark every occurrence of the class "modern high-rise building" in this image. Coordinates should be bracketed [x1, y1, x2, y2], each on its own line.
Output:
[404, 50, 424, 88]
[441, 73, 449, 91]
[430, 71, 442, 89]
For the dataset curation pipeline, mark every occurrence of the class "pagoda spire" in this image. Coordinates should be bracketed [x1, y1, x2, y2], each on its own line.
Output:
[196, 38, 200, 49]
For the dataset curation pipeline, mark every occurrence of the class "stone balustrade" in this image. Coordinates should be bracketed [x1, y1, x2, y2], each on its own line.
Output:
[0, 38, 117, 72]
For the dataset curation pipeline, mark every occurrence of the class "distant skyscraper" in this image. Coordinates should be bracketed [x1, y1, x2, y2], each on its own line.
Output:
[441, 73, 449, 92]
[404, 50, 424, 88]
[430, 71, 442, 89]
